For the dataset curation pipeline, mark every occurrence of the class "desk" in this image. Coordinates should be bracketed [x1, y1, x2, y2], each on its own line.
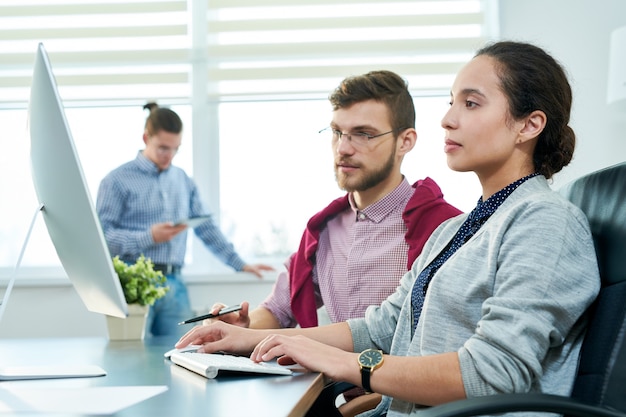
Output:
[0, 337, 325, 416]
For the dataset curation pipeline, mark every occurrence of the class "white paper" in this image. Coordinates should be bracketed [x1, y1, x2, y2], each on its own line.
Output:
[0, 385, 167, 414]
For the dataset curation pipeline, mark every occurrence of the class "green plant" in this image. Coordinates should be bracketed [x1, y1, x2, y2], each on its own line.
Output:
[112, 255, 169, 306]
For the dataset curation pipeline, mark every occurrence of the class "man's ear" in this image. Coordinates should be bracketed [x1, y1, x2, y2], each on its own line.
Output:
[397, 128, 417, 156]
[518, 110, 546, 144]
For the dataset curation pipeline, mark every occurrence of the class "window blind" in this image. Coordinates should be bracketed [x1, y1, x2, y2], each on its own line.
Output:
[206, 0, 494, 100]
[0, 0, 190, 107]
[0, 0, 495, 107]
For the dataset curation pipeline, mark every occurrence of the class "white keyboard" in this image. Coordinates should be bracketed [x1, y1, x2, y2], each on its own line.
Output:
[169, 352, 293, 379]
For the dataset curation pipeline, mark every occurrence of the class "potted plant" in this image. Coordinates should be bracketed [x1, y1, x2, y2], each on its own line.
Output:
[106, 255, 169, 340]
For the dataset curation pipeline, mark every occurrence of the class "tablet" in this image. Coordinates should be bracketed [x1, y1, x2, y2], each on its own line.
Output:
[175, 216, 211, 228]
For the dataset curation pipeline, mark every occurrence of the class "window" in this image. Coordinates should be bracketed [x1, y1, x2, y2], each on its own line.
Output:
[0, 0, 495, 276]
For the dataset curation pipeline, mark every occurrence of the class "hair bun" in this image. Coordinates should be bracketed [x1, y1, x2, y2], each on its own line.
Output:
[143, 102, 158, 112]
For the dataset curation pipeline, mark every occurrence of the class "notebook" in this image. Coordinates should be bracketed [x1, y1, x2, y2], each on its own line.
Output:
[169, 351, 293, 379]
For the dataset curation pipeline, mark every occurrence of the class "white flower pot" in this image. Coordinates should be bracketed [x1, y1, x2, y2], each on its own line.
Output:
[106, 304, 149, 340]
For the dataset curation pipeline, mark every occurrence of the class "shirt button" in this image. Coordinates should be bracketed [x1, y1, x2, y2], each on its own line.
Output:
[359, 213, 366, 220]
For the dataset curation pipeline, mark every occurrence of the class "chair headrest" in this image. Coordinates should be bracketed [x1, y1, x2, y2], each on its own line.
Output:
[559, 162, 626, 286]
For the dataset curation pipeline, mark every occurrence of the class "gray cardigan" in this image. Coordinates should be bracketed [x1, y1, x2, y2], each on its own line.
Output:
[348, 176, 600, 417]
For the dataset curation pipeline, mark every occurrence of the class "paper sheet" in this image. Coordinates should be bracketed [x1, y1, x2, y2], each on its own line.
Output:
[0, 385, 167, 414]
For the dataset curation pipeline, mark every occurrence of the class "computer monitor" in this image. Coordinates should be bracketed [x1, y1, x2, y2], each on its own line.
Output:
[27, 43, 128, 319]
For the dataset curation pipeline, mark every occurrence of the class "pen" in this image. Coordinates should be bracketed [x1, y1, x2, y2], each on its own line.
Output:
[178, 304, 243, 325]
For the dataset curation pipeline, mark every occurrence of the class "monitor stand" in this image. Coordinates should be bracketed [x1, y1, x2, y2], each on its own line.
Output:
[0, 204, 106, 380]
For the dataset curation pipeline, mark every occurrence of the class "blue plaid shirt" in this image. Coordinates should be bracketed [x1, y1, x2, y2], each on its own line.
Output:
[96, 152, 246, 271]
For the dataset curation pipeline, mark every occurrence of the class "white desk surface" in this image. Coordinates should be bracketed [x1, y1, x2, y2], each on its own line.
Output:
[0, 337, 325, 416]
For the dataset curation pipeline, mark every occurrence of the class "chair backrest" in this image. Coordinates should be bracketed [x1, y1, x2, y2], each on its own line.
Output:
[558, 162, 626, 412]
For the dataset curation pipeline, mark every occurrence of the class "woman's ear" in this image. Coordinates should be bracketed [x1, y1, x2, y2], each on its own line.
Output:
[518, 110, 547, 144]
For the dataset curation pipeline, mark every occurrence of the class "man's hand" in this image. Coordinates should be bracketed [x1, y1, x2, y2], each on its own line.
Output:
[242, 263, 275, 278]
[151, 222, 187, 243]
[203, 301, 251, 328]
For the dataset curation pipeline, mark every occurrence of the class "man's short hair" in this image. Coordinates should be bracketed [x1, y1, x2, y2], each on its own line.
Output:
[329, 70, 415, 131]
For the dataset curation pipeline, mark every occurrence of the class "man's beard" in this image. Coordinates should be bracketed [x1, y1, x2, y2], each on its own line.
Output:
[335, 148, 396, 192]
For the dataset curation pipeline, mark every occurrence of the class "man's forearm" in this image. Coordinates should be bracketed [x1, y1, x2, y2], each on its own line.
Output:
[249, 307, 282, 329]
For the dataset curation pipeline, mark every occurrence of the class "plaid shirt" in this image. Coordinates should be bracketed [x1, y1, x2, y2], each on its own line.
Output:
[262, 179, 429, 327]
[96, 152, 245, 271]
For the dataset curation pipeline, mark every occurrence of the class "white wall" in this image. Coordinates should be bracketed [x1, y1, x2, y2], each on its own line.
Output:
[2, 0, 625, 338]
[498, 0, 626, 187]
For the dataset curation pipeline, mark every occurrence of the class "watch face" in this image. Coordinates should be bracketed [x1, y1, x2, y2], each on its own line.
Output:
[359, 349, 383, 368]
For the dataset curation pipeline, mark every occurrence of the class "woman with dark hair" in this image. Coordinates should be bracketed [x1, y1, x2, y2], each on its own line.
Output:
[176, 41, 600, 416]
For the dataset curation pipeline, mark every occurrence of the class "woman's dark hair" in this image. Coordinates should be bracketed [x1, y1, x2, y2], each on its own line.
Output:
[143, 102, 183, 136]
[475, 41, 575, 179]
[328, 70, 415, 133]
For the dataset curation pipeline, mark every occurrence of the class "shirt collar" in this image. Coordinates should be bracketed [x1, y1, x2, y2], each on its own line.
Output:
[135, 150, 168, 174]
[351, 178, 413, 223]
[469, 172, 540, 224]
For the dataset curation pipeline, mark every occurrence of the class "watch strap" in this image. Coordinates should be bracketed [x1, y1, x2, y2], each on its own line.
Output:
[361, 366, 373, 392]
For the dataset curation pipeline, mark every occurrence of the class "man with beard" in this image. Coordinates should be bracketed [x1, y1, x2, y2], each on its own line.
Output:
[208, 70, 461, 330]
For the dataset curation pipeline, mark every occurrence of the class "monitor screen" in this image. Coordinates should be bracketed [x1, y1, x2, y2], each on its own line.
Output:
[27, 43, 128, 319]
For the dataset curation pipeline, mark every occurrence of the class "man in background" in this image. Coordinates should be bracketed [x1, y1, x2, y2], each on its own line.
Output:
[96, 102, 273, 337]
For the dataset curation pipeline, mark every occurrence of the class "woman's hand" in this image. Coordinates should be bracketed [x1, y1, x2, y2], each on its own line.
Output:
[176, 321, 260, 356]
[250, 333, 357, 382]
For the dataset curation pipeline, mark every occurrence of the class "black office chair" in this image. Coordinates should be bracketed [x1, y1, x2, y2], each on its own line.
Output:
[309, 162, 626, 417]
[419, 161, 626, 417]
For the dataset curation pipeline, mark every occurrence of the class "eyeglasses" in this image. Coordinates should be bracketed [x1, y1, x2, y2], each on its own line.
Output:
[318, 126, 398, 148]
[156, 146, 178, 156]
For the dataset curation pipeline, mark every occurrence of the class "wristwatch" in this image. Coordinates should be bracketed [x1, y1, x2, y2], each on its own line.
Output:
[358, 349, 384, 393]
